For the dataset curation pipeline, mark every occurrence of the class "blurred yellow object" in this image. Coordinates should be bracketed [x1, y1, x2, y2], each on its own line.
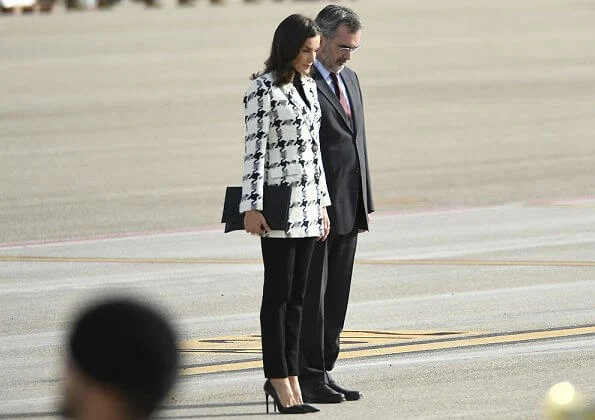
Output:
[543, 382, 594, 420]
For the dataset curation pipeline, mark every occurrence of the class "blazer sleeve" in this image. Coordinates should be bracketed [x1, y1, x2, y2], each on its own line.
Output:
[239, 77, 270, 214]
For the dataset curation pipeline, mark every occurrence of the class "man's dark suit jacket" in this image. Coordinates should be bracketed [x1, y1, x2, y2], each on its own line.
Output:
[312, 66, 374, 234]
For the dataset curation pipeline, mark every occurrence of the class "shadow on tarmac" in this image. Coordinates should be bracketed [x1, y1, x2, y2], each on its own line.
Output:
[157, 401, 265, 418]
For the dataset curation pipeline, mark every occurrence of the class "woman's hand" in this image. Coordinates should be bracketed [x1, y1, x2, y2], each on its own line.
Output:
[244, 210, 271, 234]
[317, 206, 330, 241]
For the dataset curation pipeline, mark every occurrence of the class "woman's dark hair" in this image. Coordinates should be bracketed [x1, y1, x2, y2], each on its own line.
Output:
[252, 14, 320, 86]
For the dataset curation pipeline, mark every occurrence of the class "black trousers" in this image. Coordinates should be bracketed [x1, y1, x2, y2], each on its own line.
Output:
[260, 237, 316, 378]
[298, 229, 358, 385]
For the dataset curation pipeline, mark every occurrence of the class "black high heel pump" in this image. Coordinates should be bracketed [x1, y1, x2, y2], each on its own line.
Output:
[264, 380, 319, 414]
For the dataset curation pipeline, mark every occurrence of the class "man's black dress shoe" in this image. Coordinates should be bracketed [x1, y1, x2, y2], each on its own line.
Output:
[302, 383, 346, 404]
[328, 382, 363, 401]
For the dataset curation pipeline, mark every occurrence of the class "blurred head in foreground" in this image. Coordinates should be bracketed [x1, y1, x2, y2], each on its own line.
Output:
[62, 298, 178, 420]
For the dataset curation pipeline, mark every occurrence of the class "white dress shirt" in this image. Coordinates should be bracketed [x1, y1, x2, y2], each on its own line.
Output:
[314, 61, 352, 115]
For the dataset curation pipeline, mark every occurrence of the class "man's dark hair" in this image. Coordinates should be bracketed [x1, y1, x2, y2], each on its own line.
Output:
[253, 14, 320, 86]
[315, 4, 362, 39]
[68, 298, 178, 417]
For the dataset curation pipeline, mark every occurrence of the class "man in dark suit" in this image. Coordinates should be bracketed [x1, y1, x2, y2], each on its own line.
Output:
[299, 4, 374, 404]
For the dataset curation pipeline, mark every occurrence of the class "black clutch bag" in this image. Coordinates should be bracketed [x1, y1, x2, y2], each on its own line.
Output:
[221, 185, 292, 233]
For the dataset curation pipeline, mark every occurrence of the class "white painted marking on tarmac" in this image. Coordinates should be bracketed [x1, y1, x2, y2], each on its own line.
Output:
[0, 330, 65, 351]
[0, 226, 223, 251]
[2, 198, 595, 251]
[359, 233, 595, 261]
[0, 268, 208, 295]
[351, 280, 595, 306]
[0, 396, 60, 414]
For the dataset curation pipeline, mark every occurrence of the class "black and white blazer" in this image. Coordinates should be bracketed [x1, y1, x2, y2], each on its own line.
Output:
[239, 72, 331, 238]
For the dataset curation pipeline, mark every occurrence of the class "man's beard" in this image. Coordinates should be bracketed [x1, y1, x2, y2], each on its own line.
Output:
[335, 62, 346, 72]
[321, 53, 346, 73]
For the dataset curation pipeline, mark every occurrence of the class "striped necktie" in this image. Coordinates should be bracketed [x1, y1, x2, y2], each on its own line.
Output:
[330, 72, 352, 119]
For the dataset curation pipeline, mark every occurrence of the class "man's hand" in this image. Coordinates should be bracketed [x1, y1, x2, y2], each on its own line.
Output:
[244, 210, 271, 234]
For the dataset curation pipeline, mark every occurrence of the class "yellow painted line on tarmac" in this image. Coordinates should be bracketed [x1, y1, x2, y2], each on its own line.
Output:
[180, 329, 472, 377]
[179, 326, 595, 377]
[1, 255, 595, 267]
[179, 330, 475, 355]
[337, 325, 595, 361]
[183, 360, 263, 376]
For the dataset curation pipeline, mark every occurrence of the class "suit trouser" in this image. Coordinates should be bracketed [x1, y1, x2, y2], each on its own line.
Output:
[298, 229, 358, 385]
[260, 237, 316, 378]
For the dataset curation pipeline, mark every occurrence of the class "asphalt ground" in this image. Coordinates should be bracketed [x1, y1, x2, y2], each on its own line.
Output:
[1, 203, 594, 418]
[1, 0, 594, 418]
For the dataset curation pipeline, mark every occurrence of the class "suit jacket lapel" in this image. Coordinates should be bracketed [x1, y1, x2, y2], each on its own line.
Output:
[339, 70, 358, 131]
[312, 67, 353, 132]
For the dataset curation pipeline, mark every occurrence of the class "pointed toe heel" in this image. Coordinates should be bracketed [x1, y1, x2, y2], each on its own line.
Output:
[264, 380, 316, 414]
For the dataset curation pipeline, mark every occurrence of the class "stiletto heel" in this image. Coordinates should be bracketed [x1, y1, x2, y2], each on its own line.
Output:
[266, 392, 270, 414]
[263, 379, 318, 414]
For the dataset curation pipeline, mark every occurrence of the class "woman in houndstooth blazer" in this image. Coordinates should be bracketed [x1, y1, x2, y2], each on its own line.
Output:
[239, 14, 330, 414]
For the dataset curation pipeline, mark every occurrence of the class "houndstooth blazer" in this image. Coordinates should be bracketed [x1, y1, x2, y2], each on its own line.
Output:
[239, 72, 331, 238]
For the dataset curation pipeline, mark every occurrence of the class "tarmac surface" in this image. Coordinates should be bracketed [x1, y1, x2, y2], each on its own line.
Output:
[1, 0, 594, 418]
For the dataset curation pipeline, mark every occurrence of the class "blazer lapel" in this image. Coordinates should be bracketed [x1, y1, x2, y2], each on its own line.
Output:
[312, 67, 353, 132]
[281, 83, 314, 128]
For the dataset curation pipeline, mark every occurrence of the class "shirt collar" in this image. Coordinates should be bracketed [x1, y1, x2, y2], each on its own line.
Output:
[314, 60, 334, 84]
